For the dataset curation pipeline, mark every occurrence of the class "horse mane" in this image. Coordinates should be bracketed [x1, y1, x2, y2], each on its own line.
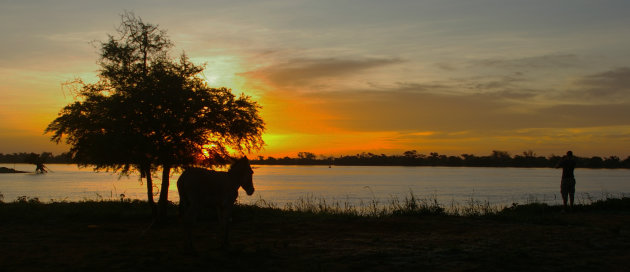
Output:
[228, 156, 250, 174]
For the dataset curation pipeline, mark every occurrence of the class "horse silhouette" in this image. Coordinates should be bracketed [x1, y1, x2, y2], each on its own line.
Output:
[177, 156, 255, 250]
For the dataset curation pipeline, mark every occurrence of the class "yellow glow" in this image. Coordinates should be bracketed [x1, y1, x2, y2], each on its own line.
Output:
[3, 47, 629, 158]
[190, 55, 259, 98]
[409, 131, 436, 137]
[201, 144, 212, 158]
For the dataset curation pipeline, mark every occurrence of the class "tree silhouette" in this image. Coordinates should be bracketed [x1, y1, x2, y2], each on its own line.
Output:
[46, 13, 265, 219]
[252, 150, 630, 169]
[297, 152, 317, 160]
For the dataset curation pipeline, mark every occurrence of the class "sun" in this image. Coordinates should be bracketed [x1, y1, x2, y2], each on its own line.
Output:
[205, 75, 220, 86]
[191, 55, 249, 92]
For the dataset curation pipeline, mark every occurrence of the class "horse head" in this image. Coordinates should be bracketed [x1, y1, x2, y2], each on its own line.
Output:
[229, 156, 255, 195]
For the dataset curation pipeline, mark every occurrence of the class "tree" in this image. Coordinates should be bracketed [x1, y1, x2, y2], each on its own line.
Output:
[522, 150, 536, 158]
[46, 13, 265, 219]
[403, 150, 418, 158]
[297, 152, 317, 160]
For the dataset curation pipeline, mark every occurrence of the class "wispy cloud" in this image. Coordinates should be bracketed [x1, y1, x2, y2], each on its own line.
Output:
[573, 67, 630, 100]
[241, 57, 403, 88]
[263, 80, 630, 136]
[470, 54, 582, 70]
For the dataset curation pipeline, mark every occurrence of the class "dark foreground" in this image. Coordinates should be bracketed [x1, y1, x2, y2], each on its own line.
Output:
[1, 199, 629, 272]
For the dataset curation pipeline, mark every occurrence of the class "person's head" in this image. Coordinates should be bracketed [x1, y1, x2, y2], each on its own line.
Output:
[566, 151, 573, 157]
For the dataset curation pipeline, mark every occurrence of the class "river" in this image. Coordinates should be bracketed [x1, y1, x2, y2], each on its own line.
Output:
[1, 164, 629, 208]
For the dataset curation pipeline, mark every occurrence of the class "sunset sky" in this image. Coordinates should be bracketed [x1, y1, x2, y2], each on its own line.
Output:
[1, 0, 630, 158]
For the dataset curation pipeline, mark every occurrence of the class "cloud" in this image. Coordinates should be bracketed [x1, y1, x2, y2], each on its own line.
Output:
[393, 82, 452, 93]
[573, 67, 630, 100]
[539, 103, 630, 127]
[283, 88, 509, 132]
[470, 54, 581, 70]
[254, 59, 630, 148]
[461, 74, 529, 94]
[397, 74, 541, 101]
[241, 57, 402, 88]
[273, 84, 630, 135]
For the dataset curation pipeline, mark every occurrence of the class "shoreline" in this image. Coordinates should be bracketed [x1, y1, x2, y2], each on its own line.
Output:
[4, 162, 630, 169]
[0, 166, 28, 173]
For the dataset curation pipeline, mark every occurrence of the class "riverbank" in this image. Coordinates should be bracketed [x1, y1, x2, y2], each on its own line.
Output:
[1, 198, 629, 271]
[0, 167, 27, 173]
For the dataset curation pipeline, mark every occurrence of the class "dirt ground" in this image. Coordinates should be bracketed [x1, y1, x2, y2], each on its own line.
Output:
[1, 206, 629, 272]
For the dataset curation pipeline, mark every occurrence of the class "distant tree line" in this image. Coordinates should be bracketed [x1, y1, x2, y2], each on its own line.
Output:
[0, 152, 73, 164]
[3, 150, 629, 169]
[253, 150, 630, 169]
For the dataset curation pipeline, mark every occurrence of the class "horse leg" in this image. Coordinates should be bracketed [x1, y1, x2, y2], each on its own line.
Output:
[178, 196, 187, 220]
[217, 206, 231, 249]
[181, 203, 198, 254]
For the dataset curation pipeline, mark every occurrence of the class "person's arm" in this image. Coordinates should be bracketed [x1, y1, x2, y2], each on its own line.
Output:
[555, 157, 565, 168]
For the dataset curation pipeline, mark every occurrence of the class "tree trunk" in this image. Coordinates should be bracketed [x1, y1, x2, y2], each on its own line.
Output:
[144, 168, 157, 218]
[157, 164, 171, 221]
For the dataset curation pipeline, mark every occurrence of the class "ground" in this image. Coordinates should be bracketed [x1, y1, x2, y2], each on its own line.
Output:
[0, 201, 629, 271]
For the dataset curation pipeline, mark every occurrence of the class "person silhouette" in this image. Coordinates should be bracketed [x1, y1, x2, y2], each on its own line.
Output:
[556, 151, 576, 210]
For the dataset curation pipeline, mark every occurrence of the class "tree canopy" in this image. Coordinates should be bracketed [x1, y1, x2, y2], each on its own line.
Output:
[46, 13, 265, 218]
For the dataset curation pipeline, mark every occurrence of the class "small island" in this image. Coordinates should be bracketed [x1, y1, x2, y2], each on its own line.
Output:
[0, 167, 28, 173]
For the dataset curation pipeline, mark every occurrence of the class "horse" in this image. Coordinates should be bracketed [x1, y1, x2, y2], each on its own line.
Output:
[177, 156, 255, 250]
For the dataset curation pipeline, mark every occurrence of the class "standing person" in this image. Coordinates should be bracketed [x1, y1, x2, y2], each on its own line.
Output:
[556, 151, 576, 210]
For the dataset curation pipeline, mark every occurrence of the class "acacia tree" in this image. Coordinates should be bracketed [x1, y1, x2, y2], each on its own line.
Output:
[46, 13, 265, 219]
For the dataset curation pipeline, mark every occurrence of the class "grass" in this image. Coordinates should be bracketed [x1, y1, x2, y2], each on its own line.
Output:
[2, 193, 630, 271]
[2, 191, 628, 223]
[2, 189, 628, 219]
[249, 190, 484, 218]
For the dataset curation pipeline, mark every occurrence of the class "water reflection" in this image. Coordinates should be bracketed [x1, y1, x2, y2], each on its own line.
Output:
[1, 164, 629, 207]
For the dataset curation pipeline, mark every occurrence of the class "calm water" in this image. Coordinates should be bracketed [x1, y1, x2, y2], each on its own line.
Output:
[1, 164, 629, 207]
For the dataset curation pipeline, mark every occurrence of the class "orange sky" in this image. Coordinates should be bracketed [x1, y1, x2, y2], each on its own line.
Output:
[2, 1, 630, 158]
